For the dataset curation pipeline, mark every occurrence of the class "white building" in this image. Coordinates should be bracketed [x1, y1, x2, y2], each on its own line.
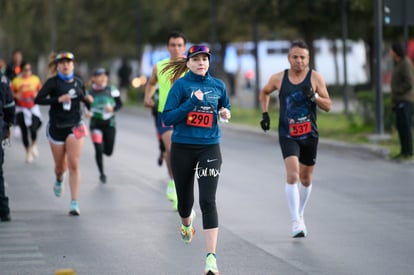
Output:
[226, 39, 369, 88]
[140, 39, 369, 89]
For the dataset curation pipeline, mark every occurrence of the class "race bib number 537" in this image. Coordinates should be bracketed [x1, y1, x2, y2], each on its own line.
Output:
[289, 121, 311, 137]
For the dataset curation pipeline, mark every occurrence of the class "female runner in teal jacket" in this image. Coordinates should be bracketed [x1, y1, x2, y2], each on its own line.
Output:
[162, 45, 231, 275]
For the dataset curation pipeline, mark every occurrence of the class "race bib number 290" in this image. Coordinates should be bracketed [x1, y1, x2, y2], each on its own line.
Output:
[187, 111, 213, 128]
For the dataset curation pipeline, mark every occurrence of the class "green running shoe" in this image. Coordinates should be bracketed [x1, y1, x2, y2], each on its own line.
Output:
[204, 253, 219, 275]
[180, 209, 196, 244]
[166, 180, 177, 201]
[172, 198, 178, 211]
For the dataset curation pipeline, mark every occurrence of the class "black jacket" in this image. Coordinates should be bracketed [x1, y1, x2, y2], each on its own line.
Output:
[35, 75, 89, 128]
[391, 57, 414, 104]
[0, 82, 16, 134]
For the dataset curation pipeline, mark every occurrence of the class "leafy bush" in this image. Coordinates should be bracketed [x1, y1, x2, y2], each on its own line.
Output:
[354, 90, 393, 131]
[326, 85, 344, 97]
[126, 86, 145, 106]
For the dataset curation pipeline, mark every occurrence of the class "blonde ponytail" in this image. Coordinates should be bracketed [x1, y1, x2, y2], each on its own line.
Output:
[160, 57, 188, 84]
[47, 52, 58, 77]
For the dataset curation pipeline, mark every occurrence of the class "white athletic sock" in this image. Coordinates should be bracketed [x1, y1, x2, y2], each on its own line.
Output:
[299, 183, 312, 218]
[285, 183, 300, 221]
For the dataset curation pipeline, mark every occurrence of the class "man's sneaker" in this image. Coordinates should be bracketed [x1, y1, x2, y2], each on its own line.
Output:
[69, 200, 80, 216]
[292, 219, 306, 238]
[300, 216, 308, 237]
[166, 180, 177, 201]
[54, 179, 63, 197]
[181, 209, 196, 244]
[99, 174, 107, 184]
[204, 253, 219, 275]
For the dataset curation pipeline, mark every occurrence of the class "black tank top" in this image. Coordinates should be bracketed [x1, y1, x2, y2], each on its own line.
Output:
[278, 69, 318, 139]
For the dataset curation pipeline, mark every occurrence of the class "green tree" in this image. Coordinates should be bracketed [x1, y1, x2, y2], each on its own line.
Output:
[0, 0, 388, 83]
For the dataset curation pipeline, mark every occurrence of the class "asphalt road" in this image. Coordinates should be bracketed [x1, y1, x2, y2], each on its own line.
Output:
[1, 107, 414, 275]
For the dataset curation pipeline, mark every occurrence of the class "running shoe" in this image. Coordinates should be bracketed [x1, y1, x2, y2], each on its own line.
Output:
[25, 151, 33, 163]
[157, 152, 163, 166]
[0, 213, 11, 222]
[181, 209, 196, 244]
[69, 200, 80, 216]
[99, 174, 107, 184]
[31, 144, 39, 158]
[172, 198, 178, 211]
[166, 180, 177, 201]
[53, 179, 63, 197]
[204, 253, 219, 275]
[300, 216, 308, 237]
[292, 219, 306, 238]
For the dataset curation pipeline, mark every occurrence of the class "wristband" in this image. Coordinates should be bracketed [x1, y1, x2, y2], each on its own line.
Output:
[312, 93, 319, 102]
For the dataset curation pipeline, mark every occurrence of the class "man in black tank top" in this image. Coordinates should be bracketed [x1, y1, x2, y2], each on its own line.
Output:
[259, 40, 332, 238]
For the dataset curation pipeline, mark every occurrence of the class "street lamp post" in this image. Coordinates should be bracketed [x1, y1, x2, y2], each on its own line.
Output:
[341, 0, 349, 115]
[374, 0, 384, 135]
[209, 0, 218, 73]
[49, 0, 56, 51]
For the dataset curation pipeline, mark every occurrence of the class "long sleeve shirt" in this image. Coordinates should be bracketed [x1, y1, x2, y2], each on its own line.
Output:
[162, 71, 231, 145]
[391, 57, 414, 104]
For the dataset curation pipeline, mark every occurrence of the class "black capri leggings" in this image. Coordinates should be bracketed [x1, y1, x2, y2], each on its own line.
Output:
[90, 122, 116, 176]
[16, 112, 42, 148]
[171, 143, 222, 229]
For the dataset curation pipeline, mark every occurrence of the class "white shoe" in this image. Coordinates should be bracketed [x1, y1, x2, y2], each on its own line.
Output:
[300, 216, 307, 237]
[31, 144, 39, 158]
[25, 152, 33, 163]
[13, 127, 21, 139]
[292, 219, 306, 238]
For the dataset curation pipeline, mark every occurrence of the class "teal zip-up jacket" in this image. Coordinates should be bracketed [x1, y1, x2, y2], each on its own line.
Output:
[162, 70, 231, 145]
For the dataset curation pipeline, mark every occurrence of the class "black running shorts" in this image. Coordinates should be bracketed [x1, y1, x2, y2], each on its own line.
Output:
[279, 136, 318, 166]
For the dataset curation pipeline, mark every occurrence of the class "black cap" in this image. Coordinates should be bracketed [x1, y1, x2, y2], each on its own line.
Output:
[391, 42, 405, 58]
[187, 45, 211, 59]
[93, 67, 109, 76]
[55, 52, 75, 62]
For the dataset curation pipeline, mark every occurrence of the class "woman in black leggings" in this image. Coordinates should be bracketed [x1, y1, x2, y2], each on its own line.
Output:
[11, 61, 43, 163]
[86, 68, 122, 183]
[162, 45, 231, 275]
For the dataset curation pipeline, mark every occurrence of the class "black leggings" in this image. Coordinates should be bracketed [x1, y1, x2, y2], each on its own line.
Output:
[16, 112, 41, 148]
[152, 110, 165, 154]
[0, 138, 9, 216]
[91, 126, 116, 176]
[171, 143, 222, 229]
[395, 100, 413, 156]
